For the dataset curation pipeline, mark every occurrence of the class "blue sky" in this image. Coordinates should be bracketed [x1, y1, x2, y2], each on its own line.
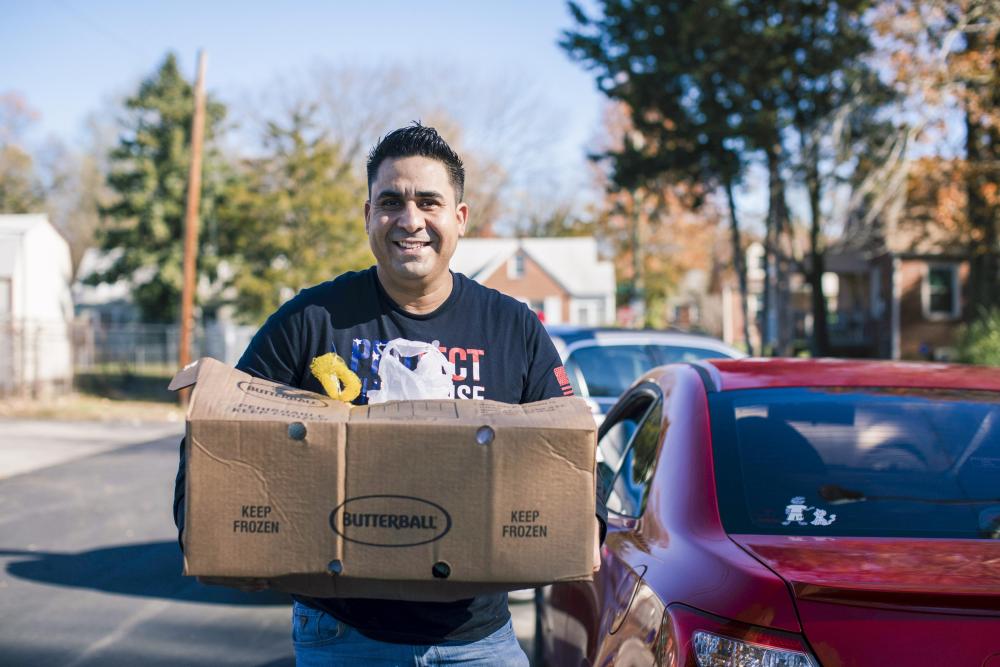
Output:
[1, 0, 779, 228]
[1, 1, 603, 158]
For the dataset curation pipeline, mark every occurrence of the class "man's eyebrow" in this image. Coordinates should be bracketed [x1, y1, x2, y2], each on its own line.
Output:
[374, 189, 444, 201]
[374, 189, 402, 200]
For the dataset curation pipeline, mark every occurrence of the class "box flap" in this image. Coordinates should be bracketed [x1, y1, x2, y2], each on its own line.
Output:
[179, 357, 351, 422]
[168, 358, 205, 391]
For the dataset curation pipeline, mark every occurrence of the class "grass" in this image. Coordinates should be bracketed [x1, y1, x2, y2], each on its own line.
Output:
[0, 393, 184, 422]
[0, 366, 184, 422]
[75, 367, 177, 403]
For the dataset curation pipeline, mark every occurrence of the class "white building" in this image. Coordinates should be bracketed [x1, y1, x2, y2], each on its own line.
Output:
[0, 214, 74, 396]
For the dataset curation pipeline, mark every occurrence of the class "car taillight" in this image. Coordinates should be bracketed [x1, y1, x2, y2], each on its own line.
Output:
[656, 604, 819, 667]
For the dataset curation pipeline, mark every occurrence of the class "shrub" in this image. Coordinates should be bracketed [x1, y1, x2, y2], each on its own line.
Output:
[958, 307, 1000, 366]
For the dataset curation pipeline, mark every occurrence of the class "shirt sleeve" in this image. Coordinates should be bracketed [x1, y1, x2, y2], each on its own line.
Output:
[520, 310, 572, 403]
[235, 296, 308, 384]
[519, 310, 608, 544]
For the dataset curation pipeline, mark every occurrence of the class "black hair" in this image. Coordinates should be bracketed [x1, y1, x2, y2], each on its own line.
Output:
[366, 122, 465, 202]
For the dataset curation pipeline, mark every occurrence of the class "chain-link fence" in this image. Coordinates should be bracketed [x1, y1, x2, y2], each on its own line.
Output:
[0, 318, 74, 398]
[0, 318, 255, 399]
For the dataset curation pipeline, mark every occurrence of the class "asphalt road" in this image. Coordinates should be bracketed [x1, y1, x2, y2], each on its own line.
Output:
[0, 420, 538, 666]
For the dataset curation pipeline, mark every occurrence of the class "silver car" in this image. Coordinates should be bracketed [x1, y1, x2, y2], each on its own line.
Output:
[546, 326, 745, 420]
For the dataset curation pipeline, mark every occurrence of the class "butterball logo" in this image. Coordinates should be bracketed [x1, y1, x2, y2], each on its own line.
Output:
[236, 380, 328, 407]
[330, 495, 451, 548]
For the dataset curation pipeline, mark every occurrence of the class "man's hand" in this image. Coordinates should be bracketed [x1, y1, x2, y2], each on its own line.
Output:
[197, 576, 269, 592]
[593, 519, 602, 573]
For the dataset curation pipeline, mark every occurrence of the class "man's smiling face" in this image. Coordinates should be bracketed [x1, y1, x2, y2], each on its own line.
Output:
[365, 155, 468, 291]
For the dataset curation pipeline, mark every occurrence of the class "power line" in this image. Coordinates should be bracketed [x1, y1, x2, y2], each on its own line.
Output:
[47, 0, 148, 59]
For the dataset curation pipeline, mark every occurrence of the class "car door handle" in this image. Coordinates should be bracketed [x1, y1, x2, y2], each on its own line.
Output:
[609, 564, 647, 635]
[607, 513, 639, 533]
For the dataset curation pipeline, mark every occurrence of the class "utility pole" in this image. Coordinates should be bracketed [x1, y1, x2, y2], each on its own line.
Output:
[630, 187, 645, 327]
[179, 50, 207, 405]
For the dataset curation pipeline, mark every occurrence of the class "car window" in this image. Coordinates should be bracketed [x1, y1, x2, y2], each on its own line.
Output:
[605, 397, 664, 518]
[566, 345, 659, 397]
[563, 358, 586, 397]
[710, 387, 1000, 539]
[567, 342, 737, 399]
[652, 345, 733, 364]
[598, 419, 636, 472]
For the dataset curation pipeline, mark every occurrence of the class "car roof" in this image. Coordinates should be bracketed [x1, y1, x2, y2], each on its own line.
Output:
[546, 326, 744, 356]
[701, 358, 1000, 392]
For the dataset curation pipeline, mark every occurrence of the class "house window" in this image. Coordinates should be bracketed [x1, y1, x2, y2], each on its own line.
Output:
[922, 264, 960, 320]
[870, 269, 883, 318]
[507, 253, 525, 280]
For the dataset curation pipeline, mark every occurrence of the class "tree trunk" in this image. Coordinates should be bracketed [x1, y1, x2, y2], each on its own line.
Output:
[798, 127, 830, 357]
[725, 177, 754, 356]
[965, 30, 1000, 313]
[765, 143, 791, 355]
[803, 135, 830, 357]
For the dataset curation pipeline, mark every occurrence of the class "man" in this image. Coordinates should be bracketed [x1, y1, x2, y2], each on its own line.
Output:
[174, 123, 606, 665]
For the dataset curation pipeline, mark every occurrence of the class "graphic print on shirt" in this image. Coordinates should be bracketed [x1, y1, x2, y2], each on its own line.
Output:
[346, 337, 489, 402]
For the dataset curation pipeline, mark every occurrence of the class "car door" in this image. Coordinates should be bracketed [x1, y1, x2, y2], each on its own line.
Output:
[543, 382, 664, 665]
[592, 383, 665, 665]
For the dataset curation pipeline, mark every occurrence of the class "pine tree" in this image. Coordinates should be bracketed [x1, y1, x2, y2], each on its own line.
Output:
[87, 53, 227, 322]
[215, 104, 371, 324]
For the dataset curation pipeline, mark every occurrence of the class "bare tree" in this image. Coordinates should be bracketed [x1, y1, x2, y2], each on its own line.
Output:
[234, 62, 576, 237]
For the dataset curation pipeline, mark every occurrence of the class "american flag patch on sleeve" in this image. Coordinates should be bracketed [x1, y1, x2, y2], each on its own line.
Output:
[554, 365, 574, 396]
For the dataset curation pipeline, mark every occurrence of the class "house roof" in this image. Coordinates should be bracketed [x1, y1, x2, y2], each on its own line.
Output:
[0, 214, 51, 235]
[450, 237, 615, 297]
[72, 247, 134, 306]
[0, 215, 66, 279]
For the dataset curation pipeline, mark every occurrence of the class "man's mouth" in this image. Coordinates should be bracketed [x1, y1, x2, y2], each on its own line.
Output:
[393, 240, 431, 250]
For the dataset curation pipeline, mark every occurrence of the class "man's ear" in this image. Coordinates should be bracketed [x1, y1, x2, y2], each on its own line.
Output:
[456, 201, 469, 238]
[364, 201, 371, 234]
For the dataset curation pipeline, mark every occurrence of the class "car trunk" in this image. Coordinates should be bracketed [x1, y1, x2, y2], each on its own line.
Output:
[731, 535, 1000, 666]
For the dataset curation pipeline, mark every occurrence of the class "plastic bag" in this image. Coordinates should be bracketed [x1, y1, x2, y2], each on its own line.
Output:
[366, 338, 456, 403]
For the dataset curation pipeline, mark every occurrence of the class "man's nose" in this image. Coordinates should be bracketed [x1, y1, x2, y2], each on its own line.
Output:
[396, 201, 425, 231]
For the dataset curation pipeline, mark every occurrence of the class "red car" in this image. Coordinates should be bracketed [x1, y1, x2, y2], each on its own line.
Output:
[541, 358, 1000, 666]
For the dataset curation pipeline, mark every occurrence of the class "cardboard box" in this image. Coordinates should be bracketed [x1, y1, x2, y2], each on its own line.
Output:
[170, 358, 598, 601]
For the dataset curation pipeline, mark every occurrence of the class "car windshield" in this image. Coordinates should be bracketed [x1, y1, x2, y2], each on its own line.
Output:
[568, 344, 729, 397]
[709, 388, 1000, 539]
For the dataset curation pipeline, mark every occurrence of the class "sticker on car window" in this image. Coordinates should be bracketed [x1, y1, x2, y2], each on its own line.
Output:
[810, 508, 836, 526]
[782, 497, 837, 527]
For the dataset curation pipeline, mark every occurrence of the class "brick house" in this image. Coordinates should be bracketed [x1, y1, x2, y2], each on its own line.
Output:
[449, 237, 616, 326]
[718, 227, 992, 360]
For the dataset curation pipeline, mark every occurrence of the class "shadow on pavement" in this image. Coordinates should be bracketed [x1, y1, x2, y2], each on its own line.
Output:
[0, 646, 294, 667]
[0, 540, 290, 605]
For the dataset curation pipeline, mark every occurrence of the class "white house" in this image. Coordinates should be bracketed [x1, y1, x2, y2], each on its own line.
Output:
[73, 248, 256, 367]
[450, 237, 616, 325]
[0, 214, 74, 396]
[72, 247, 138, 325]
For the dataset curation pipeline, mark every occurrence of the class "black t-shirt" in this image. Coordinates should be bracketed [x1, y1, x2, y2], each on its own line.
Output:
[175, 267, 599, 644]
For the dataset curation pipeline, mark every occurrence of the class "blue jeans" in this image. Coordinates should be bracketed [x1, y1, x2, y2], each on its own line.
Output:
[291, 600, 529, 666]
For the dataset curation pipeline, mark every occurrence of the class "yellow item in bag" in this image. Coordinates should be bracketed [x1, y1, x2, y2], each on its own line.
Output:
[309, 352, 362, 403]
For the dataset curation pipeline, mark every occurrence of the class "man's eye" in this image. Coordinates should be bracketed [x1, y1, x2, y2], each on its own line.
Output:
[381, 199, 401, 208]
[419, 200, 440, 209]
